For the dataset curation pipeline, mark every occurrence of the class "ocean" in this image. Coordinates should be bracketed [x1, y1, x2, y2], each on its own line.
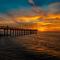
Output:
[0, 32, 60, 60]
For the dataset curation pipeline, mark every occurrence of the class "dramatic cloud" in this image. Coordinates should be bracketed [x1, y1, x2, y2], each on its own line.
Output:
[0, 1, 60, 25]
[0, 0, 47, 24]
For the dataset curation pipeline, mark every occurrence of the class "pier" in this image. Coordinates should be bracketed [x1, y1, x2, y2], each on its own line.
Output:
[0, 26, 37, 36]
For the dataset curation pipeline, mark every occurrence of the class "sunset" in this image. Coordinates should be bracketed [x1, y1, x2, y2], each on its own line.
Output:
[0, 0, 60, 60]
[14, 14, 60, 32]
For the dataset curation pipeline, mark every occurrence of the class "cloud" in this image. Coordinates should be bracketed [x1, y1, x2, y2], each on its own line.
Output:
[28, 0, 47, 18]
[5, 0, 46, 23]
[48, 2, 60, 14]
[6, 9, 40, 23]
[7, 9, 44, 16]
[0, 13, 17, 26]
[28, 0, 35, 6]
[6, 7, 48, 23]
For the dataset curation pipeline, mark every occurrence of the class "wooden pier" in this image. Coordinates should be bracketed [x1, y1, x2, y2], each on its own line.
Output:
[0, 26, 37, 36]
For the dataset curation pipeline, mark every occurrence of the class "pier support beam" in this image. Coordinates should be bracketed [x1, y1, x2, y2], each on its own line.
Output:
[4, 29, 6, 36]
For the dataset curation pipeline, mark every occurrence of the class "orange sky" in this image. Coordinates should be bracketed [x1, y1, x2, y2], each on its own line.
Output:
[15, 14, 60, 32]
[15, 14, 60, 22]
[0, 14, 60, 32]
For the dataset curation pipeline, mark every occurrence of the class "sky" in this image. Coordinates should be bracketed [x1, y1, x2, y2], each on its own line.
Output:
[0, 0, 60, 13]
[0, 0, 60, 31]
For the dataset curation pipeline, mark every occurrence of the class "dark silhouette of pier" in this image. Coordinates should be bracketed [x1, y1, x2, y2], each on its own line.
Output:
[0, 26, 37, 36]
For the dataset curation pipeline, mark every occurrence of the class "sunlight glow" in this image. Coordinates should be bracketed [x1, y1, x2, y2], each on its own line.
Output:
[16, 16, 41, 22]
[37, 27, 47, 32]
[15, 14, 60, 23]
